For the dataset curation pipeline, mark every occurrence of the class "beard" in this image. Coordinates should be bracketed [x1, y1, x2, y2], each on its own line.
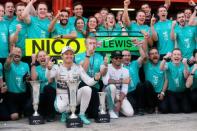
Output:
[60, 19, 68, 26]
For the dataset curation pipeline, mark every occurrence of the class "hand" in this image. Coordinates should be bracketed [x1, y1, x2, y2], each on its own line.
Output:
[122, 77, 130, 84]
[46, 56, 53, 70]
[182, 58, 188, 65]
[16, 24, 22, 32]
[164, 52, 172, 59]
[157, 93, 164, 101]
[30, 0, 37, 4]
[21, 0, 30, 3]
[31, 54, 37, 63]
[115, 100, 121, 112]
[193, 64, 197, 71]
[124, 0, 130, 7]
[55, 10, 61, 19]
[104, 56, 108, 66]
[150, 14, 156, 26]
[172, 20, 177, 28]
[188, 0, 196, 6]
[141, 30, 150, 39]
[94, 72, 101, 81]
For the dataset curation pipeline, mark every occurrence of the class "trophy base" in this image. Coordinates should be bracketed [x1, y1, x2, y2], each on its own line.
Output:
[66, 117, 83, 128]
[95, 113, 110, 123]
[29, 115, 45, 125]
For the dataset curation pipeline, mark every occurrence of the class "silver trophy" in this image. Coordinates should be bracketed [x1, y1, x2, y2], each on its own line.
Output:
[29, 81, 44, 125]
[66, 74, 83, 128]
[96, 92, 110, 123]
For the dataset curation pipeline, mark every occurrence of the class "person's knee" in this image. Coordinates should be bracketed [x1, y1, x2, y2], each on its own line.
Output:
[108, 84, 116, 92]
[82, 86, 92, 95]
[10, 113, 19, 120]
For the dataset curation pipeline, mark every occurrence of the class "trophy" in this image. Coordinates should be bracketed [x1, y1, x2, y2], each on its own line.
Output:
[66, 74, 83, 128]
[29, 81, 44, 125]
[95, 92, 110, 123]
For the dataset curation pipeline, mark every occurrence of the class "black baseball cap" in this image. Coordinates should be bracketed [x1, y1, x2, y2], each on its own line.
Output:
[111, 51, 123, 58]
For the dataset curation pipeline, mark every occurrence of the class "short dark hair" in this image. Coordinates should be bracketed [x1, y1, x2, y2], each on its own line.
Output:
[176, 11, 184, 18]
[148, 47, 158, 55]
[136, 10, 146, 16]
[157, 5, 167, 13]
[73, 1, 82, 8]
[36, 2, 48, 10]
[15, 2, 26, 10]
[4, 1, 14, 7]
[193, 49, 197, 57]
[60, 9, 70, 15]
[100, 8, 109, 13]
[172, 48, 181, 54]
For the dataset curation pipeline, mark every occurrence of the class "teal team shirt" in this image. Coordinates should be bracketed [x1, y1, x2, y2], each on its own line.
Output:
[75, 52, 104, 89]
[68, 16, 87, 29]
[51, 23, 75, 37]
[9, 19, 28, 56]
[189, 66, 197, 89]
[27, 16, 50, 38]
[75, 30, 85, 38]
[0, 63, 2, 77]
[175, 25, 196, 59]
[154, 20, 174, 55]
[123, 60, 140, 92]
[35, 65, 56, 93]
[3, 15, 16, 27]
[97, 26, 122, 36]
[0, 20, 9, 58]
[144, 60, 165, 93]
[166, 62, 186, 92]
[5, 62, 30, 93]
[127, 22, 150, 37]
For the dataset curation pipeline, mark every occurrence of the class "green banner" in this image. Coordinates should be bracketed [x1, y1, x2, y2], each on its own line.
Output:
[96, 36, 144, 52]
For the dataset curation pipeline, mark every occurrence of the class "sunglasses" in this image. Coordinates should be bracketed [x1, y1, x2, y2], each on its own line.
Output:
[114, 56, 122, 60]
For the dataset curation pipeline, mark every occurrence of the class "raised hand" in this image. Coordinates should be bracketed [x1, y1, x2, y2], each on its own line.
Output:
[172, 20, 177, 28]
[94, 72, 101, 81]
[150, 14, 156, 26]
[124, 0, 131, 7]
[16, 24, 22, 32]
[31, 54, 37, 63]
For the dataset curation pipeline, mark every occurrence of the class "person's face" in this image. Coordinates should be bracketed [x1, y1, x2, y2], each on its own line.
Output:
[86, 38, 97, 54]
[136, 12, 146, 25]
[60, 11, 69, 25]
[171, 50, 182, 64]
[62, 51, 74, 64]
[112, 56, 122, 67]
[116, 11, 123, 21]
[73, 5, 83, 17]
[100, 9, 108, 20]
[16, 6, 25, 20]
[0, 6, 4, 17]
[37, 4, 48, 19]
[88, 17, 97, 30]
[76, 19, 85, 31]
[149, 49, 159, 64]
[37, 51, 47, 66]
[184, 9, 192, 21]
[158, 7, 167, 21]
[13, 48, 22, 63]
[46, 12, 53, 21]
[177, 13, 185, 26]
[5, 2, 14, 17]
[141, 4, 151, 14]
[122, 51, 131, 65]
[106, 14, 115, 27]
[94, 13, 102, 25]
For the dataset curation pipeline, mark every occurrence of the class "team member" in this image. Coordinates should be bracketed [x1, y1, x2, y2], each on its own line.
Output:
[48, 9, 77, 38]
[151, 5, 174, 57]
[9, 2, 28, 56]
[67, 2, 87, 29]
[160, 48, 191, 113]
[0, 4, 9, 65]
[171, 12, 196, 60]
[186, 49, 197, 111]
[22, 0, 51, 38]
[143, 47, 168, 113]
[4, 1, 16, 26]
[75, 37, 107, 118]
[47, 46, 100, 125]
[30, 51, 56, 122]
[4, 47, 30, 120]
[103, 51, 134, 119]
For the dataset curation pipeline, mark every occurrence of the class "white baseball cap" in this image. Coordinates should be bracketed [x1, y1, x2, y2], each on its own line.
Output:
[61, 46, 75, 54]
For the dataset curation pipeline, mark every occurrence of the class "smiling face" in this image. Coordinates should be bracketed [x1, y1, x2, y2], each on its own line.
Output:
[75, 18, 85, 31]
[37, 3, 48, 19]
[184, 9, 192, 22]
[177, 13, 185, 27]
[5, 2, 15, 18]
[122, 50, 131, 65]
[60, 11, 69, 26]
[62, 50, 74, 64]
[171, 49, 182, 65]
[88, 17, 98, 30]
[136, 11, 146, 25]
[0, 5, 4, 17]
[149, 48, 159, 64]
[106, 13, 115, 28]
[141, 4, 151, 15]
[157, 6, 167, 21]
[73, 4, 83, 17]
[13, 48, 22, 63]
[37, 51, 47, 66]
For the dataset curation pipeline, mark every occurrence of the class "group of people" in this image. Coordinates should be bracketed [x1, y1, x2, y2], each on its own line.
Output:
[0, 0, 197, 126]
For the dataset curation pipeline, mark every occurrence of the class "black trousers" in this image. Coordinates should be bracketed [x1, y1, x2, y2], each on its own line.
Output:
[0, 93, 10, 121]
[188, 88, 197, 112]
[167, 90, 191, 113]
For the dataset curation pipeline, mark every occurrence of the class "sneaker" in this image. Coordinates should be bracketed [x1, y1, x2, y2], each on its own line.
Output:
[46, 115, 55, 122]
[60, 112, 68, 123]
[109, 110, 118, 119]
[79, 114, 91, 125]
[137, 108, 144, 116]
